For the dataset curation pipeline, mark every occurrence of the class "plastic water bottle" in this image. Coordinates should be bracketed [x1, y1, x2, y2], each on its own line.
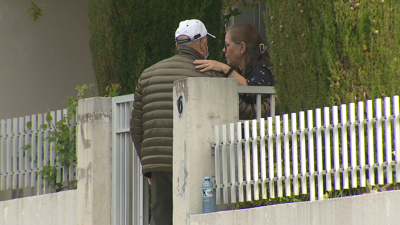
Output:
[202, 176, 214, 213]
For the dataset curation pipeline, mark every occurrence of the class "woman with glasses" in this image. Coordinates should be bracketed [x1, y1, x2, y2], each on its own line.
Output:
[194, 23, 275, 119]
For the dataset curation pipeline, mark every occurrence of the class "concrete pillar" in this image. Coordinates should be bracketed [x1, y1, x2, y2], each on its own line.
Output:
[76, 97, 112, 225]
[173, 78, 238, 225]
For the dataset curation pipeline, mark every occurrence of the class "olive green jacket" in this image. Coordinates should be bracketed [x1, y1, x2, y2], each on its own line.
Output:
[130, 46, 223, 176]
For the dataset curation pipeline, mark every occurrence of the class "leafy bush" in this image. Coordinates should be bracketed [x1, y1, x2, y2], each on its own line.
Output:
[265, 0, 400, 114]
[89, 0, 224, 96]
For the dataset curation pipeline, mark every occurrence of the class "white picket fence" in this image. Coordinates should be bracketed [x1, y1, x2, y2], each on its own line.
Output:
[213, 96, 400, 204]
[0, 109, 76, 195]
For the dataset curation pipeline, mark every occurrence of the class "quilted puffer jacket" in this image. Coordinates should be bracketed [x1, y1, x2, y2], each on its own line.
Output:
[130, 46, 223, 176]
[239, 96, 276, 120]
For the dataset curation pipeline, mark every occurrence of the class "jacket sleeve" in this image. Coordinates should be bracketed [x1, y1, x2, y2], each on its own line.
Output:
[130, 82, 143, 160]
[239, 96, 256, 120]
[206, 70, 225, 78]
[239, 96, 274, 120]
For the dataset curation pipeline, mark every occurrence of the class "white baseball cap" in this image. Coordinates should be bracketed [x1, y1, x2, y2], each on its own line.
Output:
[175, 19, 216, 44]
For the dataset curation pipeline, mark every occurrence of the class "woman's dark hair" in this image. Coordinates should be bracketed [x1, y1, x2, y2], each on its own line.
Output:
[226, 23, 272, 78]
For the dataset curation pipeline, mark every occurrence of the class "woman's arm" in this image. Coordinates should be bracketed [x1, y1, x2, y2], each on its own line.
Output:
[193, 60, 248, 86]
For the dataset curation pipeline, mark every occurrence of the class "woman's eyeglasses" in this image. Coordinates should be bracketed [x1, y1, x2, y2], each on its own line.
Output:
[224, 42, 241, 52]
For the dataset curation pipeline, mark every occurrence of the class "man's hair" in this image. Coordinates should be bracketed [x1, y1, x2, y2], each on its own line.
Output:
[176, 35, 205, 48]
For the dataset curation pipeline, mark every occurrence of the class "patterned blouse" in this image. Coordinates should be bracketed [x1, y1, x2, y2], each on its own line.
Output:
[242, 64, 274, 103]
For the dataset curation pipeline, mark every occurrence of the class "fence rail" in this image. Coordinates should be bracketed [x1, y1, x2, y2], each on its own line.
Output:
[213, 96, 400, 204]
[237, 86, 276, 119]
[0, 109, 76, 196]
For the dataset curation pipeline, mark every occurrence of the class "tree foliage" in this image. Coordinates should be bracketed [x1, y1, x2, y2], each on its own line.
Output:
[89, 0, 224, 96]
[265, 0, 400, 114]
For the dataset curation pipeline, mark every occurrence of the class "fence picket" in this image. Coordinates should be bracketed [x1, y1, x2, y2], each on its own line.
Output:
[1, 120, 6, 189]
[37, 114, 44, 195]
[118, 106, 124, 223]
[112, 104, 121, 225]
[30, 115, 38, 190]
[244, 121, 251, 201]
[267, 118, 275, 198]
[124, 133, 131, 224]
[68, 110, 75, 182]
[323, 107, 332, 191]
[124, 103, 129, 224]
[62, 109, 68, 184]
[251, 120, 259, 200]
[394, 96, 400, 182]
[18, 117, 25, 189]
[332, 106, 341, 190]
[222, 124, 228, 204]
[367, 100, 375, 186]
[358, 102, 366, 187]
[236, 122, 244, 202]
[341, 105, 349, 189]
[275, 116, 283, 198]
[291, 113, 299, 195]
[6, 119, 12, 189]
[315, 109, 323, 200]
[299, 111, 307, 194]
[214, 125, 221, 204]
[259, 118, 267, 199]
[43, 119, 50, 193]
[283, 114, 291, 197]
[12, 118, 18, 189]
[384, 97, 392, 184]
[50, 111, 57, 186]
[56, 110, 63, 184]
[307, 111, 315, 201]
[24, 116, 31, 188]
[349, 103, 357, 188]
[375, 99, 384, 185]
[229, 123, 236, 203]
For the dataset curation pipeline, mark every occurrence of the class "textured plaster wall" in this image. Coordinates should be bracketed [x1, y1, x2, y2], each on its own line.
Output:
[190, 189, 400, 225]
[0, 190, 77, 225]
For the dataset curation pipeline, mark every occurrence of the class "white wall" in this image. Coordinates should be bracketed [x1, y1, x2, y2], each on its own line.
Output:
[0, 0, 94, 120]
[190, 189, 400, 225]
[0, 190, 77, 225]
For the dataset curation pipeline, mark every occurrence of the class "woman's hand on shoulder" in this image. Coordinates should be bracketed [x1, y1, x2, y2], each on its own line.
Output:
[193, 60, 230, 74]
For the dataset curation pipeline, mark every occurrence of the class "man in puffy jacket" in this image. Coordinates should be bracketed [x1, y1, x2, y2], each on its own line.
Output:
[130, 19, 223, 225]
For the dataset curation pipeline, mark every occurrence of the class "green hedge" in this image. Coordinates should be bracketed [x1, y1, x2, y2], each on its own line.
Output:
[265, 0, 400, 114]
[89, 0, 224, 96]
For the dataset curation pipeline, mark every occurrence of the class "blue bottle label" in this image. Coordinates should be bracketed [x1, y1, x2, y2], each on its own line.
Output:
[202, 188, 213, 197]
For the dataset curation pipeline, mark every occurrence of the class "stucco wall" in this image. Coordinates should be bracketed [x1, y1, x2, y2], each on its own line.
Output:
[190, 189, 400, 225]
[0, 190, 77, 225]
[0, 0, 94, 120]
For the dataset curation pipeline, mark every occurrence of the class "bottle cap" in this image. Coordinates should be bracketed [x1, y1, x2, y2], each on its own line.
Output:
[204, 176, 210, 180]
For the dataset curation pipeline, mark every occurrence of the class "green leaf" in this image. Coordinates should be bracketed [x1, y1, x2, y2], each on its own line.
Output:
[48, 137, 57, 143]
[46, 115, 53, 124]
[21, 144, 32, 151]
[26, 121, 33, 130]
